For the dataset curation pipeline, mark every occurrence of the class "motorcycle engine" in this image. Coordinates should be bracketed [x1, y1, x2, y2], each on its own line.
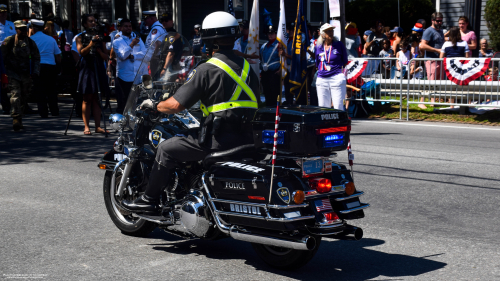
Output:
[170, 192, 212, 237]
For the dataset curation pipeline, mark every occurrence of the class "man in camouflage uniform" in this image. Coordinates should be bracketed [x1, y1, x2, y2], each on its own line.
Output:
[1, 20, 40, 131]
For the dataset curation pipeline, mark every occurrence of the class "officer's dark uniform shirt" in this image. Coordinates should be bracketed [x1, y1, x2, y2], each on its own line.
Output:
[173, 49, 259, 150]
[162, 30, 183, 62]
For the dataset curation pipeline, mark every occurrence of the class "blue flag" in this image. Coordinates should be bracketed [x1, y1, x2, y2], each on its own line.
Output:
[290, 0, 308, 101]
[228, 0, 234, 16]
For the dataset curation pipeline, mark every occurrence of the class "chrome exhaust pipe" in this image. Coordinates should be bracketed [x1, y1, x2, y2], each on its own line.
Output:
[229, 226, 316, 250]
[331, 226, 363, 241]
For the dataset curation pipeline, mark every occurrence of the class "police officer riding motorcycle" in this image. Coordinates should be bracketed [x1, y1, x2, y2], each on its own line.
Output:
[122, 11, 259, 214]
[99, 12, 369, 270]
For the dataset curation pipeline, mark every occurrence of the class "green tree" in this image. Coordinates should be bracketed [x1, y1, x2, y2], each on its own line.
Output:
[485, 0, 500, 51]
[346, 0, 435, 36]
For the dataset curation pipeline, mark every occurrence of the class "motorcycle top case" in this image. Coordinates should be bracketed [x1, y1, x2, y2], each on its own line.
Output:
[252, 106, 351, 156]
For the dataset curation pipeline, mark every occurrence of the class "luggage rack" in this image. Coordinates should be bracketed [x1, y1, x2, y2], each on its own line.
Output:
[202, 175, 315, 223]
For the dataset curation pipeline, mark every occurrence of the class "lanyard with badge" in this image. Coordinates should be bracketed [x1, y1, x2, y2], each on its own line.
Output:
[320, 45, 332, 71]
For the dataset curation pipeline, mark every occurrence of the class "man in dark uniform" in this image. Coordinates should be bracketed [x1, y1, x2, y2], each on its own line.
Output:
[158, 14, 183, 80]
[2, 20, 40, 131]
[122, 11, 259, 214]
[191, 24, 203, 56]
[260, 25, 281, 106]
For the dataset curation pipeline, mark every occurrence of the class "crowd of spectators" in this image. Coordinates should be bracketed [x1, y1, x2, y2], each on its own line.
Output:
[1, 8, 499, 133]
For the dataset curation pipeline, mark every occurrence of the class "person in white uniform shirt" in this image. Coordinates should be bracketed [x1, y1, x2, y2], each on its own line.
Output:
[0, 4, 16, 44]
[30, 19, 62, 118]
[113, 18, 147, 114]
[143, 11, 166, 49]
[106, 18, 122, 51]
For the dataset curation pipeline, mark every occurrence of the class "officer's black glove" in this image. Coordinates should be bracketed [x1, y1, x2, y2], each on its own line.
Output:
[139, 99, 158, 111]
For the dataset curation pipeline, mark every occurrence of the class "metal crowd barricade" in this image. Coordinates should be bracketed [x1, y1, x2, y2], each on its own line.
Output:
[349, 57, 405, 119]
[405, 58, 500, 120]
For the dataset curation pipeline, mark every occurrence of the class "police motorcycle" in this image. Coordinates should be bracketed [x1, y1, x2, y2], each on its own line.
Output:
[98, 34, 369, 270]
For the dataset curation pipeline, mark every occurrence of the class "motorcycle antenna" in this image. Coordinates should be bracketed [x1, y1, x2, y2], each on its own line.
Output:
[268, 96, 281, 204]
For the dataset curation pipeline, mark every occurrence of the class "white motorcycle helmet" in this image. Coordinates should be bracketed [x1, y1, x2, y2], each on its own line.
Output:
[201, 11, 241, 40]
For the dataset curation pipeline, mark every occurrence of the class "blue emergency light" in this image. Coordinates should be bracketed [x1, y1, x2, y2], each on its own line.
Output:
[262, 130, 285, 145]
[323, 134, 344, 148]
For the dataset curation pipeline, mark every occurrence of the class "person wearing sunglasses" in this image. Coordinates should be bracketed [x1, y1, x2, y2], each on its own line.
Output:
[419, 12, 445, 109]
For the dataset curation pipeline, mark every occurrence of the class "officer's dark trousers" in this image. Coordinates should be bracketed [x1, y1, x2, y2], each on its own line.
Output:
[145, 136, 210, 198]
[36, 64, 59, 117]
[115, 77, 133, 114]
[261, 69, 281, 106]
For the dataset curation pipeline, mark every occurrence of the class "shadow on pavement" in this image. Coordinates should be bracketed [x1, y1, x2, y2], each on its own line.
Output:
[148, 233, 446, 280]
[0, 100, 115, 165]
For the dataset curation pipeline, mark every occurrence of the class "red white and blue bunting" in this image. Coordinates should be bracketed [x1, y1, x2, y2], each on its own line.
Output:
[346, 60, 368, 84]
[443, 58, 491, 86]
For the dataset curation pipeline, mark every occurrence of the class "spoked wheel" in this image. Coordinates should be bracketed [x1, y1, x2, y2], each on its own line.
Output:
[103, 171, 157, 237]
[251, 237, 322, 270]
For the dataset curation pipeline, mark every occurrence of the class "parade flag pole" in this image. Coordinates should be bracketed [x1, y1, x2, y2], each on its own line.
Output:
[268, 96, 281, 204]
[277, 0, 288, 105]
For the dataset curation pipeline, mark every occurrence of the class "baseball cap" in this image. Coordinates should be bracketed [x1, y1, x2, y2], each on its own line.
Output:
[364, 30, 373, 36]
[14, 20, 27, 28]
[159, 13, 172, 22]
[390, 27, 403, 33]
[0, 4, 7, 12]
[412, 23, 423, 32]
[194, 24, 201, 29]
[320, 23, 334, 33]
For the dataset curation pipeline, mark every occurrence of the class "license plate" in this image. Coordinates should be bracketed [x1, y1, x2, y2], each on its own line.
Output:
[346, 201, 361, 209]
[283, 211, 301, 218]
[230, 204, 261, 215]
[303, 159, 324, 175]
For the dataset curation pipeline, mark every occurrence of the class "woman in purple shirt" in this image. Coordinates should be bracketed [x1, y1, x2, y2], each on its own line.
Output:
[312, 23, 348, 110]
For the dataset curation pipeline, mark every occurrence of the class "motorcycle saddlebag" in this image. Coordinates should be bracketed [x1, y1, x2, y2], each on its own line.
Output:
[252, 106, 351, 156]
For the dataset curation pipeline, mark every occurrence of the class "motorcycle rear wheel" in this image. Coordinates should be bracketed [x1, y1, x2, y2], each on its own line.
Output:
[251, 237, 322, 270]
[103, 171, 157, 237]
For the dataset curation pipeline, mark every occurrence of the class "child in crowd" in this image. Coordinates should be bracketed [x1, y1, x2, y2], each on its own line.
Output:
[379, 39, 393, 78]
[485, 67, 498, 81]
[396, 39, 410, 78]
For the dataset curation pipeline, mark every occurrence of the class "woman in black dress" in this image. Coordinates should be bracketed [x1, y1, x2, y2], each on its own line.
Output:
[75, 14, 110, 135]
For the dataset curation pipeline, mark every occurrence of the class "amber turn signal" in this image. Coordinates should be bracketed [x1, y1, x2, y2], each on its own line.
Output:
[293, 190, 305, 204]
[98, 164, 107, 170]
[345, 182, 355, 196]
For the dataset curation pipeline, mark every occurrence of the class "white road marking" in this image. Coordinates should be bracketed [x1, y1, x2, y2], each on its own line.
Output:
[354, 120, 500, 131]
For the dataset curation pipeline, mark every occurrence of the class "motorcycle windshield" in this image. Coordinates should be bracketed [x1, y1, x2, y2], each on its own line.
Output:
[122, 32, 199, 128]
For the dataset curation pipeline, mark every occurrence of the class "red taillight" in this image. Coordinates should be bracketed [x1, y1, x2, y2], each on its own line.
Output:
[316, 126, 351, 135]
[322, 211, 340, 222]
[309, 178, 332, 193]
[248, 196, 266, 201]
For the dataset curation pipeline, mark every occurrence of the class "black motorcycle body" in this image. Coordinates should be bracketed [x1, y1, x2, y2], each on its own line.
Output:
[98, 34, 369, 270]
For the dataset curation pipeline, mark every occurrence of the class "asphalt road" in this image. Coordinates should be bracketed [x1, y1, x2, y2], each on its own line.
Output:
[1, 101, 499, 281]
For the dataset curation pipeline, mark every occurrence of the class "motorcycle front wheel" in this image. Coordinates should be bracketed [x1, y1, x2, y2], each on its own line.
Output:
[103, 171, 157, 237]
[251, 237, 322, 270]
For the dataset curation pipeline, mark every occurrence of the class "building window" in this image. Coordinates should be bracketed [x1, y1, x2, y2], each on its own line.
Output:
[19, 1, 30, 18]
[308, 0, 327, 25]
[142, 0, 156, 12]
[228, 0, 247, 20]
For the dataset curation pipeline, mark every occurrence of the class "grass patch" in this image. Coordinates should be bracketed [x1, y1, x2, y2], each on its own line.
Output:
[367, 99, 500, 125]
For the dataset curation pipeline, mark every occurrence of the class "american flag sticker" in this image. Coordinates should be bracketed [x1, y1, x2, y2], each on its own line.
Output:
[315, 199, 332, 212]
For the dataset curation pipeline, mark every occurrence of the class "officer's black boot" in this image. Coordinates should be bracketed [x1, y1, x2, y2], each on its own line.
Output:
[121, 162, 171, 215]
